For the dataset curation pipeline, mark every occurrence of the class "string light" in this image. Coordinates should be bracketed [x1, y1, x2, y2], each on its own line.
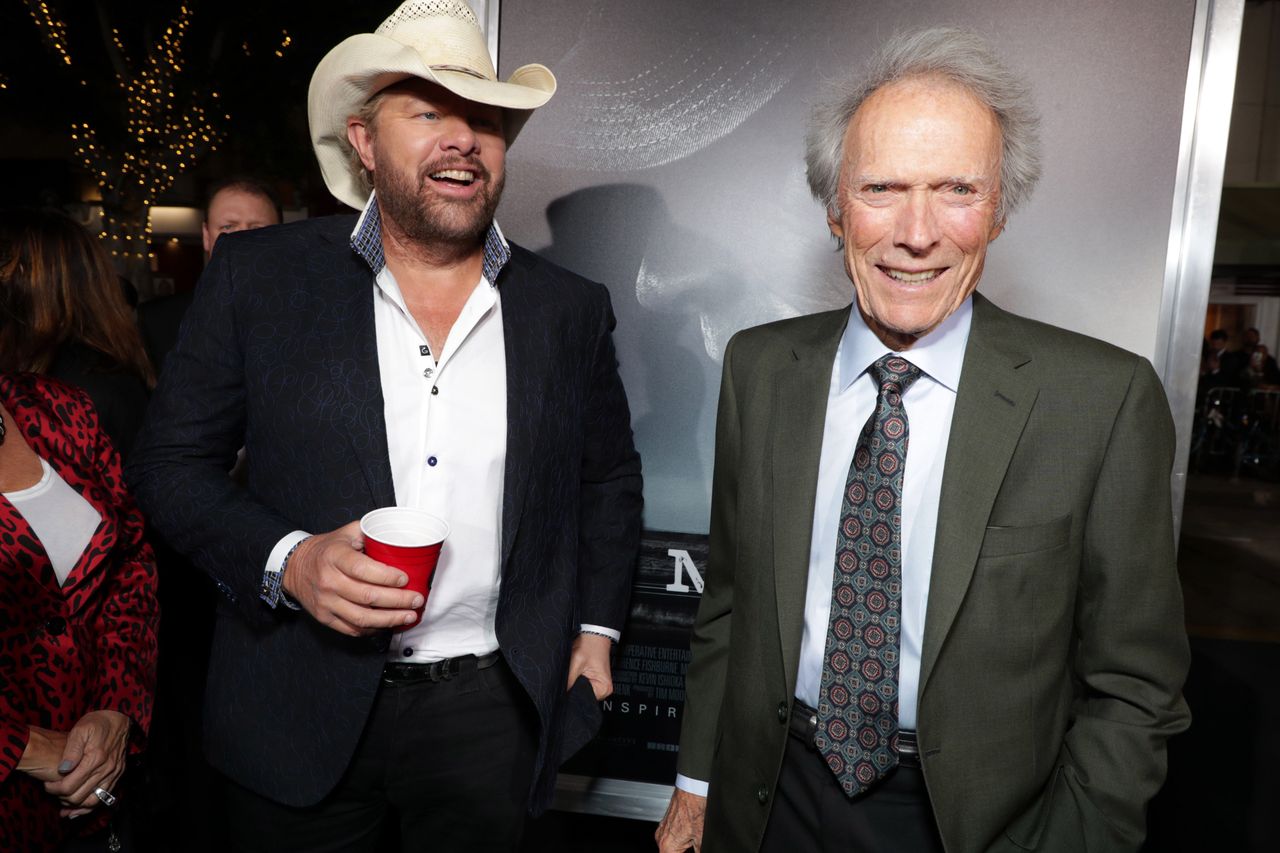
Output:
[25, 1, 72, 66]
[24, 1, 225, 266]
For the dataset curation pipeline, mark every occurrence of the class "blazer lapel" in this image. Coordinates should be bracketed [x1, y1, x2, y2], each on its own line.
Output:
[320, 231, 396, 509]
[0, 497, 61, 591]
[773, 310, 847, 698]
[55, 461, 114, 600]
[919, 294, 1037, 693]
[497, 255, 549, 572]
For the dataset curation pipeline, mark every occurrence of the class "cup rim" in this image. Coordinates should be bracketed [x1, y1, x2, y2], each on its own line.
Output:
[360, 507, 450, 547]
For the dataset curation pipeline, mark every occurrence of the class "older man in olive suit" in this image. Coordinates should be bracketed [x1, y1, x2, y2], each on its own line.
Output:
[656, 28, 1189, 853]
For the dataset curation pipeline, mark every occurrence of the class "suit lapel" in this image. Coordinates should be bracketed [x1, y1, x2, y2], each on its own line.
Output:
[0, 496, 61, 591]
[497, 254, 549, 572]
[919, 294, 1037, 693]
[320, 230, 396, 508]
[773, 310, 847, 697]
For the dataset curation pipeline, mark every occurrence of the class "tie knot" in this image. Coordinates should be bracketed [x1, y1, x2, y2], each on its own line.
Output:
[871, 355, 922, 395]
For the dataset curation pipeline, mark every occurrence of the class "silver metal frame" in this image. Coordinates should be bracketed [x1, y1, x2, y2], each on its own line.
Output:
[553, 775, 674, 822]
[475, 0, 500, 69]
[1154, 0, 1246, 535]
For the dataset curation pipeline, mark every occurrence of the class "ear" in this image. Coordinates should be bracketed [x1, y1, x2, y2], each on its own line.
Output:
[826, 205, 845, 242]
[347, 117, 377, 173]
[987, 215, 1005, 243]
[201, 222, 213, 256]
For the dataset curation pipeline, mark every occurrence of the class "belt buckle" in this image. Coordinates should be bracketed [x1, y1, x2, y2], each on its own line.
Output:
[435, 658, 455, 682]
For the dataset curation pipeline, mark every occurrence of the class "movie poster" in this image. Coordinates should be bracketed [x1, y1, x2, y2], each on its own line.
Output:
[562, 530, 708, 785]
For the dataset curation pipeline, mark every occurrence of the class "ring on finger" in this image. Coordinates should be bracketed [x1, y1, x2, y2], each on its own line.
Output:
[93, 787, 117, 808]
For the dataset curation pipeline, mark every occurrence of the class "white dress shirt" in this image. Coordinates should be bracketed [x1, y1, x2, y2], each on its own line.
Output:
[376, 243, 509, 663]
[676, 298, 972, 797]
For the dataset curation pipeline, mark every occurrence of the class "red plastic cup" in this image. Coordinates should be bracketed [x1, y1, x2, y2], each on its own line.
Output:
[360, 507, 449, 630]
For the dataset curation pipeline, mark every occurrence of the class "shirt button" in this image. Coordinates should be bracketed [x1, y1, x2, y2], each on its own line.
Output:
[423, 367, 434, 378]
[45, 617, 66, 636]
[427, 456, 438, 467]
[756, 785, 770, 803]
[403, 647, 414, 658]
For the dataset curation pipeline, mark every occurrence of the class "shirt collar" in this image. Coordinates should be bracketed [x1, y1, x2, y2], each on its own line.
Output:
[349, 190, 511, 284]
[836, 296, 973, 393]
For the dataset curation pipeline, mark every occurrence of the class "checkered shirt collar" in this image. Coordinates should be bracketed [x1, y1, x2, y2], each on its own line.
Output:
[349, 191, 511, 285]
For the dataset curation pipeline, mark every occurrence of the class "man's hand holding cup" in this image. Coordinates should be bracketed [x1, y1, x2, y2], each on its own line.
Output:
[283, 509, 448, 637]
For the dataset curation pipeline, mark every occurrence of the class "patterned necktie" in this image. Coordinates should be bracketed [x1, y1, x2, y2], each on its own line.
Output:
[815, 354, 922, 797]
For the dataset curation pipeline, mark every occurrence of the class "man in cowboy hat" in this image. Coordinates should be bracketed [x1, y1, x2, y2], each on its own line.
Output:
[128, 1, 642, 849]
[656, 27, 1188, 853]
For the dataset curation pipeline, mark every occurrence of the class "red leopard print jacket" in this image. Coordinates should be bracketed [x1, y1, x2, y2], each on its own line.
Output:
[0, 373, 159, 851]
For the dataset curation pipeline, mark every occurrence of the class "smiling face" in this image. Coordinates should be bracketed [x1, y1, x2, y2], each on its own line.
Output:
[828, 75, 1005, 350]
[348, 78, 506, 249]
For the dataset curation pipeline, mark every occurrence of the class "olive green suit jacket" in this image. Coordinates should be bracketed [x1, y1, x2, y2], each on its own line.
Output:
[677, 294, 1190, 852]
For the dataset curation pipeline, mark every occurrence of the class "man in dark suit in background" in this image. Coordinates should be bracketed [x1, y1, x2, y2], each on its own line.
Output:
[137, 176, 281, 374]
[127, 2, 642, 850]
[657, 28, 1188, 853]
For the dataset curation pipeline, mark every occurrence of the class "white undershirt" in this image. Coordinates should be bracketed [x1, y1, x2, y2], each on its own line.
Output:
[4, 457, 102, 586]
[676, 298, 971, 797]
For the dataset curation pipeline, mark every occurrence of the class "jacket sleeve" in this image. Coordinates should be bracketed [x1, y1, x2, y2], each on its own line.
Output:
[1008, 357, 1191, 851]
[675, 334, 742, 781]
[88, 406, 160, 749]
[575, 288, 643, 632]
[125, 244, 300, 626]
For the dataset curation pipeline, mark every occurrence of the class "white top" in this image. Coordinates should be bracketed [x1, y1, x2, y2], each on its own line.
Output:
[676, 298, 972, 798]
[4, 457, 102, 586]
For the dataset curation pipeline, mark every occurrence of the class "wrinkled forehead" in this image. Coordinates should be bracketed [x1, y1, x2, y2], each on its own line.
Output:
[843, 74, 1002, 176]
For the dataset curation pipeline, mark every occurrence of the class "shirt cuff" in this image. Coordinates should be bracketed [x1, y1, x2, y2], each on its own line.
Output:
[674, 774, 709, 797]
[262, 530, 310, 610]
[579, 624, 621, 643]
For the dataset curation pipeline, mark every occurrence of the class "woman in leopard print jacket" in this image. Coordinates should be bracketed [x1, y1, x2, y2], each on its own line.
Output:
[0, 372, 159, 852]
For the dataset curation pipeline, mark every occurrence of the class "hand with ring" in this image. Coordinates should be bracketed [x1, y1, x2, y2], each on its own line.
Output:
[42, 709, 131, 818]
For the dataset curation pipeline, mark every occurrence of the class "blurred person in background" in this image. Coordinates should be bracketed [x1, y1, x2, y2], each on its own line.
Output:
[1244, 343, 1280, 388]
[138, 177, 282, 375]
[0, 208, 155, 457]
[0, 371, 159, 852]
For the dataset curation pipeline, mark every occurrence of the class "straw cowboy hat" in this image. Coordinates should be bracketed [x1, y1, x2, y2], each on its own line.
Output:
[308, 0, 557, 209]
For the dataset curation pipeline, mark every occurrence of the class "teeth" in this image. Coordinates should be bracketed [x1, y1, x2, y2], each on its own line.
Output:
[883, 268, 941, 283]
[431, 169, 474, 183]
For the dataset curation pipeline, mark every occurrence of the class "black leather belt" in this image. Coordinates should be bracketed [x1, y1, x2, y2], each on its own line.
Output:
[382, 652, 501, 685]
[790, 699, 921, 767]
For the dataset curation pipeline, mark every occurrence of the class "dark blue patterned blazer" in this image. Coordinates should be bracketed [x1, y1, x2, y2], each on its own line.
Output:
[126, 215, 642, 812]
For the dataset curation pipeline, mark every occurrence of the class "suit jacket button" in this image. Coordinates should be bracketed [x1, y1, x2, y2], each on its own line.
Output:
[756, 785, 769, 803]
[45, 617, 66, 636]
[776, 701, 788, 723]
[372, 634, 390, 653]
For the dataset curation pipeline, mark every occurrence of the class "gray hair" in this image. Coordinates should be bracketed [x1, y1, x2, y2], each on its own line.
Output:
[804, 27, 1041, 224]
